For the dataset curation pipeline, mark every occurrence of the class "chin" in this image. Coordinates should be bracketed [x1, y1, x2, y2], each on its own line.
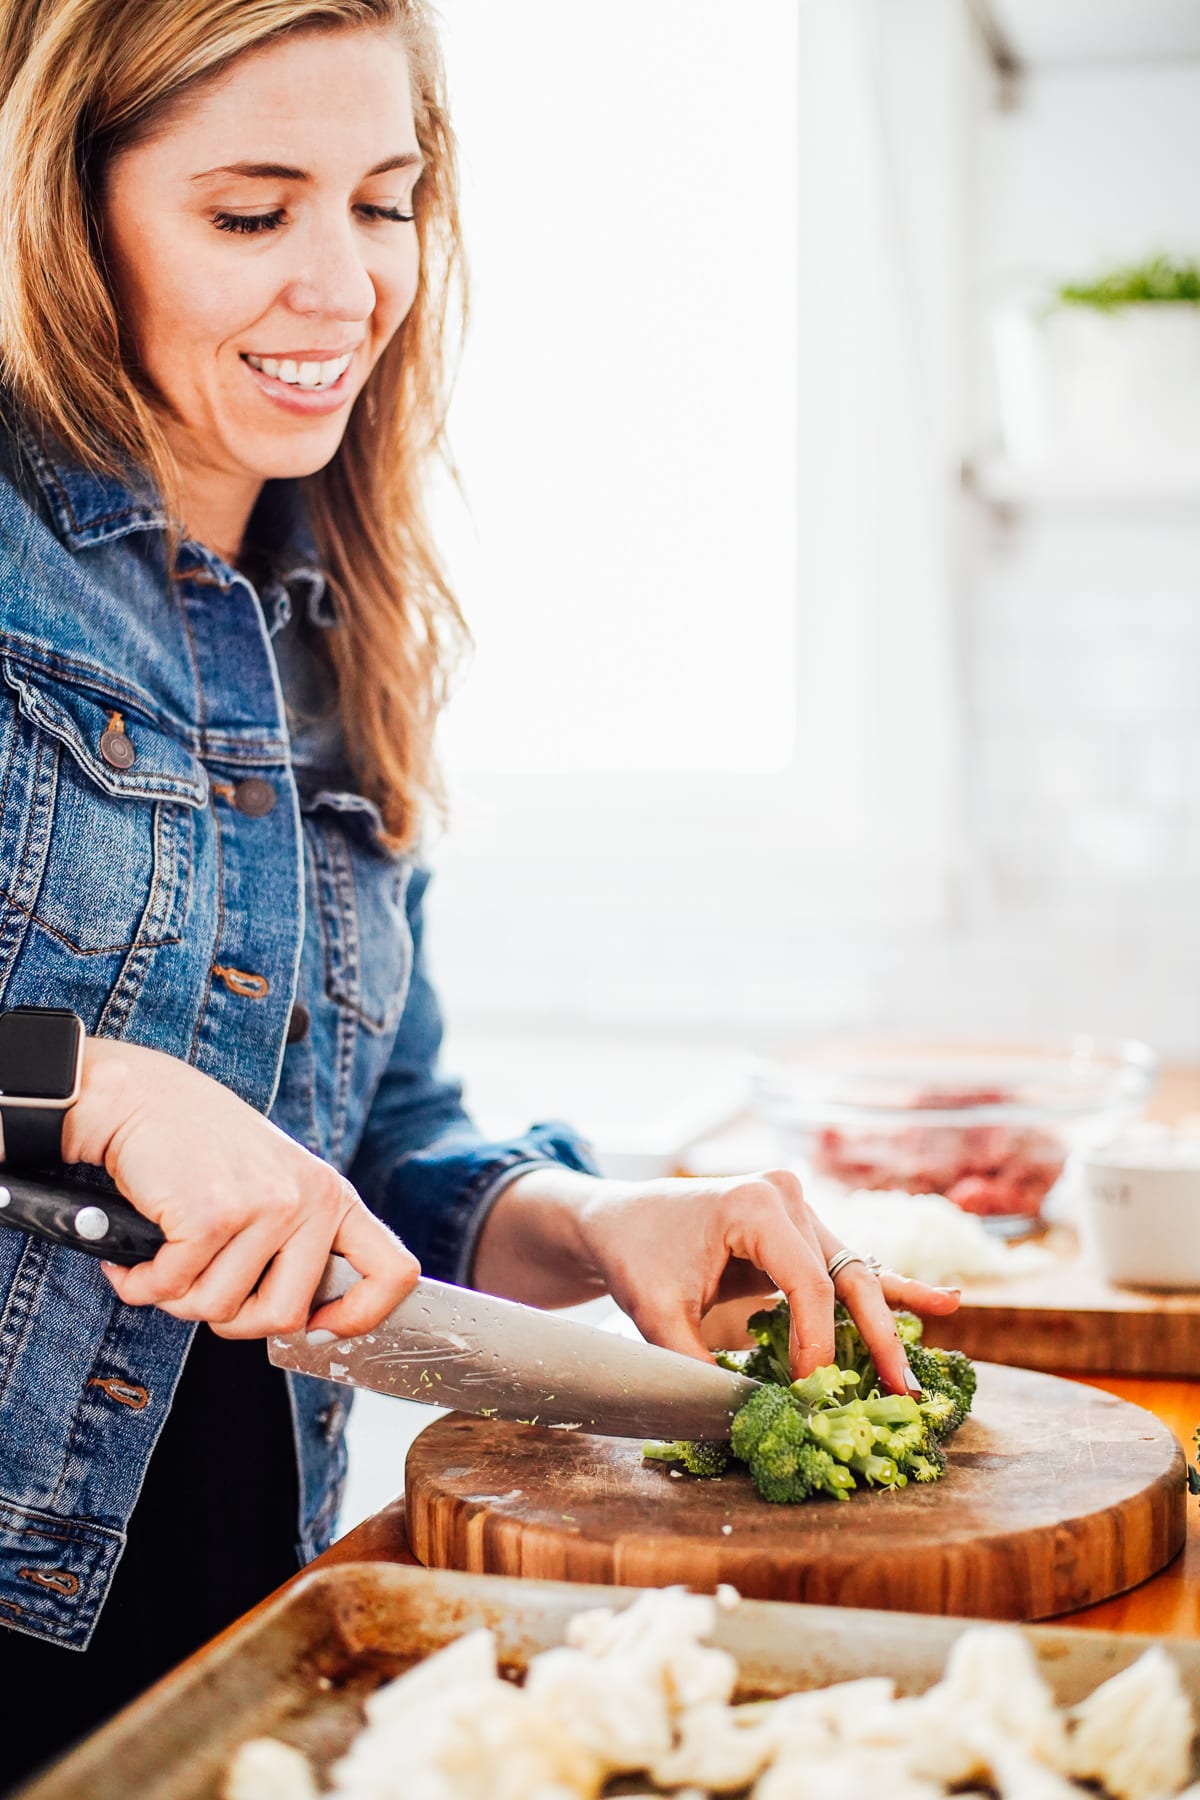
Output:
[239, 423, 352, 483]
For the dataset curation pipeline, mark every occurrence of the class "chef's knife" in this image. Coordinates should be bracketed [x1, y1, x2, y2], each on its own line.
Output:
[0, 1174, 759, 1439]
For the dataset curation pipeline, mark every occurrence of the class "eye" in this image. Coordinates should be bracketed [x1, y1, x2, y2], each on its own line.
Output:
[359, 204, 416, 224]
[213, 210, 284, 235]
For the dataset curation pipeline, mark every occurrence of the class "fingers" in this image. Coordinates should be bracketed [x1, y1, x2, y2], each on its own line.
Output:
[153, 1222, 287, 1327]
[879, 1271, 962, 1316]
[832, 1259, 914, 1396]
[304, 1204, 420, 1339]
[101, 1231, 224, 1310]
[734, 1180, 834, 1375]
[736, 1197, 836, 1380]
[630, 1301, 715, 1364]
[208, 1229, 338, 1340]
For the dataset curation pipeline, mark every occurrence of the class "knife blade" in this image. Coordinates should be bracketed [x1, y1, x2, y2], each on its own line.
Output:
[0, 1175, 759, 1439]
[268, 1256, 760, 1439]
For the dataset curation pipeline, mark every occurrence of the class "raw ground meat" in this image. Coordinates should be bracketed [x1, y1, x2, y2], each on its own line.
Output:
[810, 1088, 1067, 1218]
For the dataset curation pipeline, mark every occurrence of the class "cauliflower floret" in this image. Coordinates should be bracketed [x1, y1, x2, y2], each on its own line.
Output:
[524, 1644, 673, 1773]
[1066, 1645, 1196, 1800]
[364, 1629, 498, 1726]
[330, 1678, 601, 1800]
[224, 1737, 317, 1800]
[755, 1743, 944, 1800]
[650, 1700, 779, 1793]
[560, 1586, 736, 1714]
[770, 1676, 896, 1742]
[931, 1625, 1069, 1770]
[843, 1623, 1065, 1785]
[989, 1746, 1086, 1800]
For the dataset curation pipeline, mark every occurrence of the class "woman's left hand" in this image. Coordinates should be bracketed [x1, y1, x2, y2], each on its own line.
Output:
[471, 1167, 961, 1398]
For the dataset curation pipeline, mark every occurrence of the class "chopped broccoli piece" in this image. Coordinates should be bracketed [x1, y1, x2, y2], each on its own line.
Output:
[788, 1365, 859, 1410]
[755, 1433, 857, 1505]
[642, 1437, 729, 1478]
[744, 1300, 793, 1384]
[646, 1296, 975, 1507]
[846, 1449, 905, 1488]
[729, 1380, 793, 1464]
[906, 1343, 976, 1438]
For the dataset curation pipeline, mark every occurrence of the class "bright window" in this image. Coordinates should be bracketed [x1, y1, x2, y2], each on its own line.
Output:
[428, 1, 963, 1033]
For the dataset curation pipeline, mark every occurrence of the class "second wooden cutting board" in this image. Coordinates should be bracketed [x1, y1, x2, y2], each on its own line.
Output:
[921, 1226, 1200, 1376]
[406, 1363, 1186, 1621]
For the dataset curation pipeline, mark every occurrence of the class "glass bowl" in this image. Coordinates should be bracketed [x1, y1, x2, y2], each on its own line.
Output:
[751, 1037, 1159, 1235]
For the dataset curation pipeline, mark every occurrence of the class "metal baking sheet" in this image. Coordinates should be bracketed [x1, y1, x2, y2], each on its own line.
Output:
[18, 1560, 1200, 1799]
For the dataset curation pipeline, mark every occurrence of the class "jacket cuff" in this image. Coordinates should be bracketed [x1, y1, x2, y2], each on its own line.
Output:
[381, 1122, 601, 1286]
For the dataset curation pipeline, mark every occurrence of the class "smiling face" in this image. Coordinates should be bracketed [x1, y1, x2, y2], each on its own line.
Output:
[100, 23, 422, 559]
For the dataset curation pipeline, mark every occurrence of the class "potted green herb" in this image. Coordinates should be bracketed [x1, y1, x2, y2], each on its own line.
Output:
[990, 255, 1200, 478]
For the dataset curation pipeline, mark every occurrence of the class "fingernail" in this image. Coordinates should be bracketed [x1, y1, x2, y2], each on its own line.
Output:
[936, 1286, 961, 1296]
[306, 1327, 337, 1346]
[903, 1363, 923, 1397]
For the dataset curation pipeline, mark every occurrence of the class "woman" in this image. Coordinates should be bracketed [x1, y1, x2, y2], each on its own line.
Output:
[0, 0, 959, 1784]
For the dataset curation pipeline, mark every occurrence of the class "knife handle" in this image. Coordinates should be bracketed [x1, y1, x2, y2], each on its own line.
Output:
[0, 1173, 165, 1265]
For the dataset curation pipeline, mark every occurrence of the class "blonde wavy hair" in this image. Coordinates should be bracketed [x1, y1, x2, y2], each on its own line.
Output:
[0, 0, 468, 852]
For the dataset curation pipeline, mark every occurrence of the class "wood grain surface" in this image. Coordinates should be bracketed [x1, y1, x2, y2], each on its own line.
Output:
[921, 1225, 1200, 1377]
[405, 1363, 1186, 1621]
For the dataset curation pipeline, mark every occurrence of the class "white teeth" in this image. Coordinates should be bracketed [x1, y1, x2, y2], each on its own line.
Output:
[245, 352, 353, 390]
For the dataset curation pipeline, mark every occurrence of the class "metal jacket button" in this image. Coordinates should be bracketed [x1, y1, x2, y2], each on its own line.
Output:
[100, 728, 135, 769]
[233, 777, 276, 817]
[286, 1002, 311, 1045]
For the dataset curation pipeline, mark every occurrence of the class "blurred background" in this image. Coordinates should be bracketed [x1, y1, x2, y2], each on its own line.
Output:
[344, 0, 1200, 1518]
[417, 0, 1200, 1163]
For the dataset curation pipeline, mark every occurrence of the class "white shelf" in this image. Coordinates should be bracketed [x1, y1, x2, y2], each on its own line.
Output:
[980, 0, 1200, 70]
[964, 456, 1200, 512]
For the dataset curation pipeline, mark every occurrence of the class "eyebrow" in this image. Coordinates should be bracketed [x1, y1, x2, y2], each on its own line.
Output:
[190, 151, 423, 183]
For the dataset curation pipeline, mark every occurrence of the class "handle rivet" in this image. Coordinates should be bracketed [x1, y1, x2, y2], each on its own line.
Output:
[74, 1206, 111, 1243]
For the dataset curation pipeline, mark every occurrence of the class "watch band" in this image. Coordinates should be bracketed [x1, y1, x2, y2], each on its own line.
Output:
[0, 1105, 68, 1169]
[0, 1007, 86, 1172]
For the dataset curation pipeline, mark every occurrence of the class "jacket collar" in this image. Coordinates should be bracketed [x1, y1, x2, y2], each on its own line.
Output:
[15, 414, 334, 630]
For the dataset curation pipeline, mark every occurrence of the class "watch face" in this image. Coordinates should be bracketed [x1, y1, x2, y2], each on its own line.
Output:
[0, 1010, 82, 1101]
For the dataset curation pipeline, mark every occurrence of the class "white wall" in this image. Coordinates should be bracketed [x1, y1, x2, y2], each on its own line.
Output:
[951, 49, 1200, 1057]
[426, 8, 1200, 1094]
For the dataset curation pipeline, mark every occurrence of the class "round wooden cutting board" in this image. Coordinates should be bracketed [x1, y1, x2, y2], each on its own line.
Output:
[405, 1364, 1187, 1621]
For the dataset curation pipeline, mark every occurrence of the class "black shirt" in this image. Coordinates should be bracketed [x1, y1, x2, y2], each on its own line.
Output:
[0, 1326, 299, 1792]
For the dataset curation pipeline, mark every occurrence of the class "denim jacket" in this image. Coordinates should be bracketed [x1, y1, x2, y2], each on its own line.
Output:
[0, 413, 596, 1650]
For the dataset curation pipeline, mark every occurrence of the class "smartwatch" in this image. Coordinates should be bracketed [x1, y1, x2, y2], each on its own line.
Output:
[0, 1007, 86, 1170]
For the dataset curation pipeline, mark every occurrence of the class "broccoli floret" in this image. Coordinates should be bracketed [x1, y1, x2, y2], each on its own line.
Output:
[906, 1343, 975, 1438]
[846, 1448, 905, 1488]
[905, 1444, 947, 1484]
[741, 1395, 857, 1503]
[916, 1388, 963, 1441]
[744, 1299, 793, 1384]
[788, 1365, 859, 1410]
[895, 1310, 924, 1350]
[729, 1380, 793, 1464]
[642, 1437, 729, 1478]
[807, 1398, 878, 1463]
[705, 1297, 976, 1507]
[755, 1433, 857, 1505]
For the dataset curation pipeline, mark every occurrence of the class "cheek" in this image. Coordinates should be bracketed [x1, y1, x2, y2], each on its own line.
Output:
[374, 240, 421, 338]
[108, 222, 261, 382]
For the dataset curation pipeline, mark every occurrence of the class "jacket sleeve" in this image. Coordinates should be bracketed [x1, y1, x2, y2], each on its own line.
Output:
[345, 865, 601, 1284]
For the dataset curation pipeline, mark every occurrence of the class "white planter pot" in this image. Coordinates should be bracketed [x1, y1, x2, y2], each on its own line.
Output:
[991, 301, 1200, 477]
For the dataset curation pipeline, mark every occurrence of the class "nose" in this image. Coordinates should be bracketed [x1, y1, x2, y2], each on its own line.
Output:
[282, 214, 378, 326]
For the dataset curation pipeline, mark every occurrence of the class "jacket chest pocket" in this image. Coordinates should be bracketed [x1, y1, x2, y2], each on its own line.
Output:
[0, 659, 207, 963]
[302, 792, 413, 1036]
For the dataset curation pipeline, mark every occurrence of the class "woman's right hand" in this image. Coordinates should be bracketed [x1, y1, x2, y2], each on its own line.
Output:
[61, 1037, 419, 1340]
